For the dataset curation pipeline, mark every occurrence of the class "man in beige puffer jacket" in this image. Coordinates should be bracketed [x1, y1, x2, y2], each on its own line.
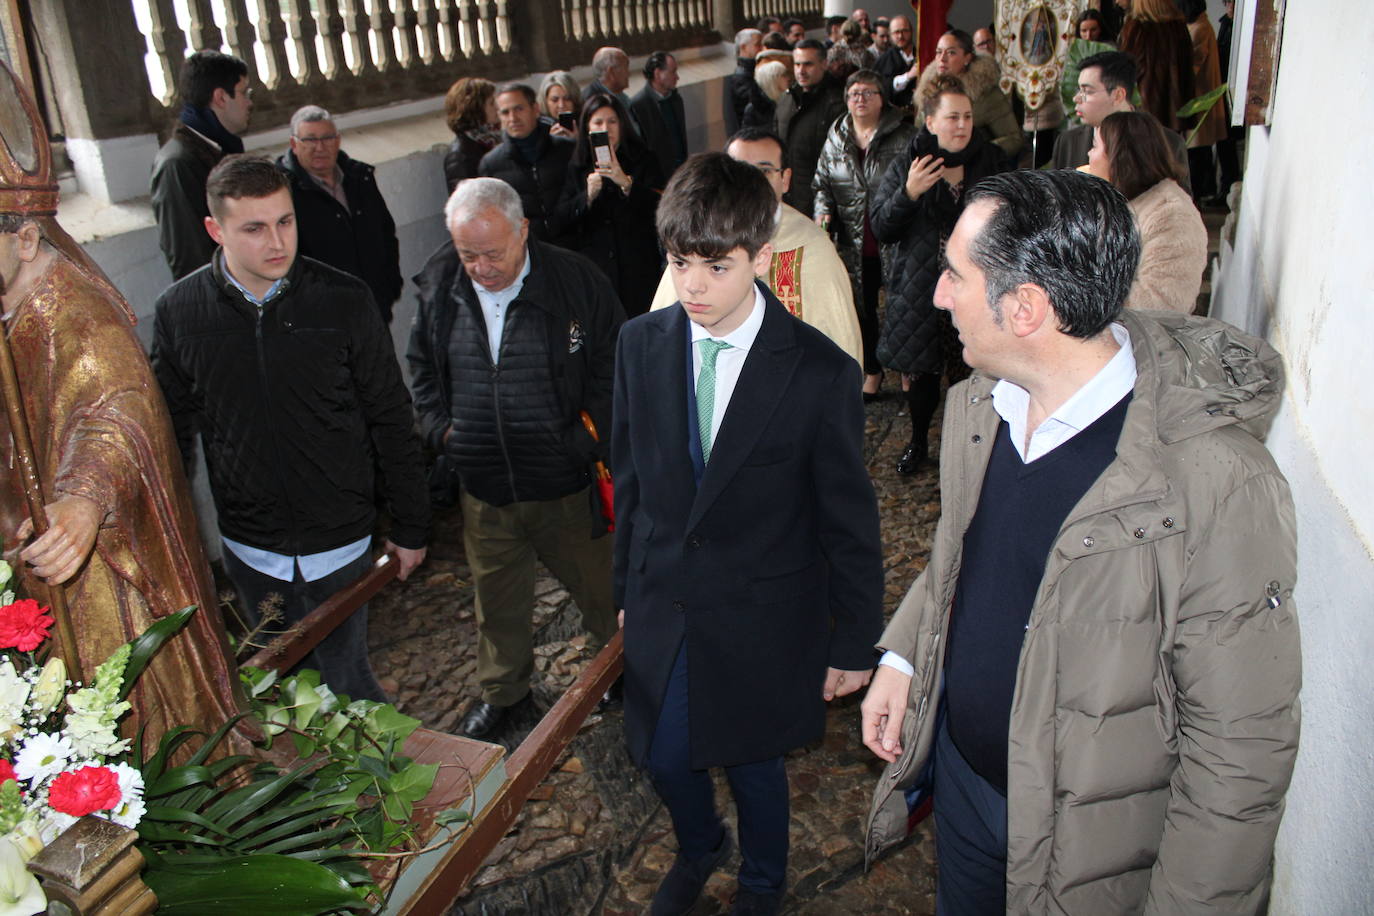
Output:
[861, 169, 1300, 914]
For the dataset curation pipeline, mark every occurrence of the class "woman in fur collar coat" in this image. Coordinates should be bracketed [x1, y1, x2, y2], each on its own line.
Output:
[913, 29, 1023, 162]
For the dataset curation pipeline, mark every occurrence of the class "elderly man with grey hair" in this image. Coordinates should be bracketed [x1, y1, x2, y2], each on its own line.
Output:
[277, 104, 402, 321]
[407, 177, 625, 739]
[584, 45, 633, 109]
[726, 28, 765, 133]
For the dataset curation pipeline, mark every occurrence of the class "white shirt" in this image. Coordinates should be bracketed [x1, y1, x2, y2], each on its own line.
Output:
[474, 251, 532, 364]
[690, 284, 766, 447]
[880, 322, 1137, 676]
[891, 50, 917, 91]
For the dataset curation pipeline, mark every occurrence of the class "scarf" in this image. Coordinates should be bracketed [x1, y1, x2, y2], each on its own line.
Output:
[179, 104, 244, 154]
[912, 126, 984, 168]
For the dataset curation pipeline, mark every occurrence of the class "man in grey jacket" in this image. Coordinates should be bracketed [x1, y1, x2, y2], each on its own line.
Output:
[861, 169, 1299, 914]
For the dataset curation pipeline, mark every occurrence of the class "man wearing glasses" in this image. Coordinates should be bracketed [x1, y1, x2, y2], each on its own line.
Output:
[278, 105, 403, 323]
[874, 15, 918, 109]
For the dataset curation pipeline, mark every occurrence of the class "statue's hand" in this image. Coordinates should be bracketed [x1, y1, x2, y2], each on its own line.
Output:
[16, 495, 102, 585]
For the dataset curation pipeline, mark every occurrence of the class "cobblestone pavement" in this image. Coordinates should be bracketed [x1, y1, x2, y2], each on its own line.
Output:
[366, 388, 943, 914]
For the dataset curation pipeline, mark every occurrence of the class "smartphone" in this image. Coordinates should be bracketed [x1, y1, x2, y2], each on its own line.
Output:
[558, 111, 576, 131]
[590, 130, 612, 166]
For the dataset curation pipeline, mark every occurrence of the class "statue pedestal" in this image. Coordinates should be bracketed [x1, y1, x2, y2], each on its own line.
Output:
[27, 816, 156, 915]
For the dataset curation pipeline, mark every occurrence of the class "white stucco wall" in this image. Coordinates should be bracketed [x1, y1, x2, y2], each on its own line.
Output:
[1208, 3, 1374, 912]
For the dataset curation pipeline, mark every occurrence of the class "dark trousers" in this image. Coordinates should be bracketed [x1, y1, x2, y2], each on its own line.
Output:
[645, 645, 789, 895]
[859, 255, 882, 375]
[933, 718, 1008, 915]
[223, 546, 386, 702]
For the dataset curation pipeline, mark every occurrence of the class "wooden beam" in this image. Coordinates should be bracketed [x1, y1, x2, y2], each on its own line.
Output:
[240, 553, 397, 673]
[395, 631, 624, 914]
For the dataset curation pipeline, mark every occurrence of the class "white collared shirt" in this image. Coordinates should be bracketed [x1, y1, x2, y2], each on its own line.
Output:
[690, 284, 766, 446]
[473, 251, 532, 364]
[880, 322, 1137, 676]
[892, 49, 917, 91]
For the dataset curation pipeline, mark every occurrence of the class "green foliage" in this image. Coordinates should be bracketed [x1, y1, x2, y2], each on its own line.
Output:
[1177, 83, 1230, 146]
[120, 605, 198, 701]
[136, 669, 470, 912]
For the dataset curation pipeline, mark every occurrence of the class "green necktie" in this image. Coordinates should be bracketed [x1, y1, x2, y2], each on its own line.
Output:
[696, 338, 732, 463]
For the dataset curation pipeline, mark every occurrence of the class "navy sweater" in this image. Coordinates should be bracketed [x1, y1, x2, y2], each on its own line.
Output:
[945, 392, 1132, 793]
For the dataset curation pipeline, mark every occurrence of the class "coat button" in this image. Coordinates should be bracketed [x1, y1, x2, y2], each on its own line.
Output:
[672, 601, 685, 611]
[687, 535, 702, 549]
[971, 434, 982, 444]
[1082, 536, 1095, 548]
[1134, 528, 1146, 538]
[1162, 517, 1175, 528]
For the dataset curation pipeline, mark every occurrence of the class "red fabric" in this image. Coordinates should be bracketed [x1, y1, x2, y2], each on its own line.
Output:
[912, 0, 954, 70]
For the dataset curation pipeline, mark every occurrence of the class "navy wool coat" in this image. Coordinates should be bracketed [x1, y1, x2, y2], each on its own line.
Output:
[611, 283, 883, 769]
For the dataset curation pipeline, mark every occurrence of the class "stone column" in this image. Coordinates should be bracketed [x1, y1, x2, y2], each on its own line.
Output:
[712, 0, 746, 37]
[27, 0, 162, 204]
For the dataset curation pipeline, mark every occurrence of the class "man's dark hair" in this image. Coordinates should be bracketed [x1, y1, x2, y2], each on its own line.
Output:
[179, 50, 249, 109]
[763, 32, 792, 51]
[963, 170, 1140, 338]
[781, 18, 802, 32]
[827, 15, 847, 30]
[494, 82, 537, 106]
[758, 16, 781, 31]
[726, 126, 789, 170]
[943, 29, 975, 55]
[206, 154, 290, 219]
[1178, 0, 1206, 23]
[644, 50, 673, 81]
[1098, 110, 1187, 200]
[1079, 51, 1138, 96]
[657, 152, 776, 259]
[794, 38, 826, 56]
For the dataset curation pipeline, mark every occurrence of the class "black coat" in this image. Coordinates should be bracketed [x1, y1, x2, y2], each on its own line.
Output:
[774, 75, 846, 217]
[874, 47, 918, 109]
[550, 144, 665, 317]
[723, 57, 757, 134]
[611, 286, 884, 768]
[152, 252, 430, 553]
[478, 123, 575, 245]
[278, 149, 402, 322]
[870, 132, 1006, 375]
[150, 125, 222, 280]
[629, 85, 688, 178]
[406, 240, 625, 505]
[444, 129, 498, 193]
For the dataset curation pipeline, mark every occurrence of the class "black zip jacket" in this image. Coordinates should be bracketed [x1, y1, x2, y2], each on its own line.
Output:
[478, 122, 574, 246]
[278, 149, 403, 323]
[152, 252, 430, 553]
[406, 239, 624, 508]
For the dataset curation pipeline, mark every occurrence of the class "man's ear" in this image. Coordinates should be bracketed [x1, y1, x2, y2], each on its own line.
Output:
[204, 215, 225, 246]
[752, 242, 774, 277]
[1006, 283, 1054, 338]
[14, 222, 42, 263]
[780, 168, 792, 194]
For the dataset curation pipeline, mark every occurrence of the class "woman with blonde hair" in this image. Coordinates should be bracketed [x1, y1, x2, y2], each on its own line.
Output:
[442, 77, 499, 192]
[537, 70, 581, 139]
[745, 58, 791, 127]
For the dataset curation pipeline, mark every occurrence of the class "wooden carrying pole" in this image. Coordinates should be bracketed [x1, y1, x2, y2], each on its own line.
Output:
[0, 316, 83, 682]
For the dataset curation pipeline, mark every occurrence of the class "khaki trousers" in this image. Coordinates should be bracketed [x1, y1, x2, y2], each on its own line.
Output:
[460, 487, 616, 706]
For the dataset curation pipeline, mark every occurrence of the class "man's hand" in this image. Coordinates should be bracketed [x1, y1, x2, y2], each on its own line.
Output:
[17, 495, 102, 585]
[814, 214, 831, 230]
[823, 666, 872, 701]
[904, 154, 945, 200]
[384, 541, 427, 581]
[617, 609, 625, 628]
[861, 664, 912, 763]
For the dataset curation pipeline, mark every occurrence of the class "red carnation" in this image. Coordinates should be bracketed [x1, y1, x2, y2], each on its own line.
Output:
[0, 760, 14, 784]
[0, 599, 53, 652]
[47, 766, 121, 817]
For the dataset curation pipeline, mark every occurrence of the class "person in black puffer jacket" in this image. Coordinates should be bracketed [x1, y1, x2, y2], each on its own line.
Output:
[551, 93, 665, 317]
[152, 156, 429, 703]
[407, 177, 624, 740]
[479, 82, 574, 247]
[871, 76, 1007, 474]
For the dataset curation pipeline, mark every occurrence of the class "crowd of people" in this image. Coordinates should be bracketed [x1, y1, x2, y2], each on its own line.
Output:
[125, 7, 1296, 915]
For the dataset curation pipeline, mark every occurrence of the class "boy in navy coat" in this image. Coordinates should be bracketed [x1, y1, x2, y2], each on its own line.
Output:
[611, 152, 884, 915]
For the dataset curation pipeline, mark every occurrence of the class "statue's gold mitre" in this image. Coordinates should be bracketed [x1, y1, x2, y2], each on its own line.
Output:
[0, 61, 58, 216]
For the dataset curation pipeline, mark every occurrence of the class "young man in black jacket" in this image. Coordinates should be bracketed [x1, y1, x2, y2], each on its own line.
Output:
[478, 83, 574, 247]
[152, 155, 429, 702]
[407, 177, 624, 739]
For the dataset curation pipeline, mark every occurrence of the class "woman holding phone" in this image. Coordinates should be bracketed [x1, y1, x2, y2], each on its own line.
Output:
[538, 71, 581, 140]
[552, 93, 665, 316]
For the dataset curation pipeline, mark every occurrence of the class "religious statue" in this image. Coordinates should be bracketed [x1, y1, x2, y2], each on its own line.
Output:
[0, 61, 251, 758]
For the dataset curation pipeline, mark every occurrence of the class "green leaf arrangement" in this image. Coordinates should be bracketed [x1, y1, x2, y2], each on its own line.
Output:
[135, 668, 467, 914]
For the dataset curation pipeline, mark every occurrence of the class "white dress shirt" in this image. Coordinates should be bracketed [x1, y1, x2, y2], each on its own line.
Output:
[690, 284, 767, 447]
[474, 251, 532, 364]
[891, 50, 917, 92]
[880, 322, 1137, 676]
